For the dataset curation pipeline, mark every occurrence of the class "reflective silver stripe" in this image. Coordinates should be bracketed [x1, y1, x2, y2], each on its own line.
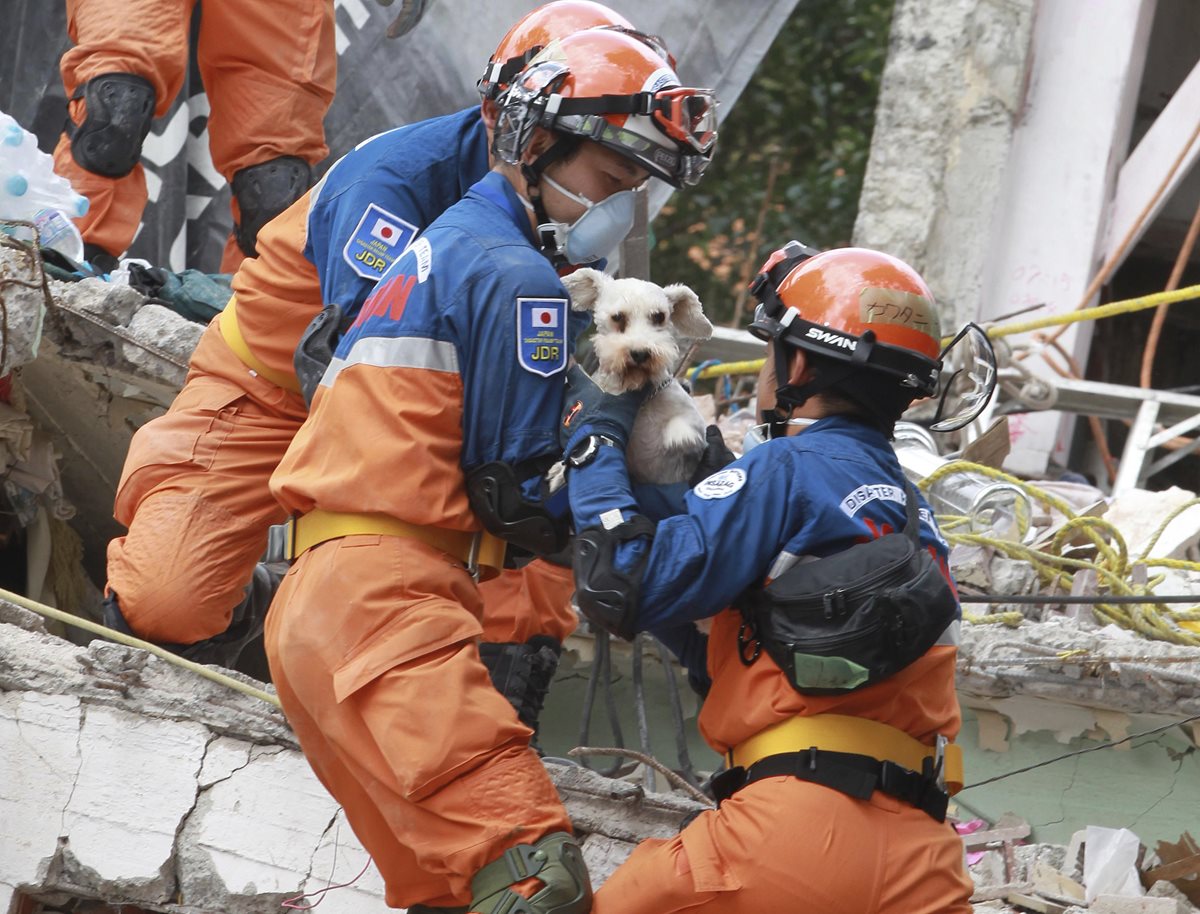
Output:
[766, 551, 819, 580]
[320, 335, 459, 387]
[937, 620, 961, 646]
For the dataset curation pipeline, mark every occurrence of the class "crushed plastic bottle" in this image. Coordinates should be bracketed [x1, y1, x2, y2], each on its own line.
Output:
[1, 111, 89, 261]
[892, 421, 1032, 541]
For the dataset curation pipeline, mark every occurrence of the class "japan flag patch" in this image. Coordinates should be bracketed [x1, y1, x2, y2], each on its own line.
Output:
[517, 297, 568, 376]
[343, 203, 418, 281]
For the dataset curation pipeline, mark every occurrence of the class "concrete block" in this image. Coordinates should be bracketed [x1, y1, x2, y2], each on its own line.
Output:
[121, 303, 201, 384]
[1090, 895, 1183, 913]
[0, 693, 81, 887]
[61, 705, 209, 895]
[581, 833, 637, 886]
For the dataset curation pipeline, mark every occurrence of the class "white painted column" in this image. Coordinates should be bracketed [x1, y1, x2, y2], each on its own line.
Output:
[979, 0, 1157, 477]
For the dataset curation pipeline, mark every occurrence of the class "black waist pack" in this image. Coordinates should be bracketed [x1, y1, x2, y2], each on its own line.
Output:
[737, 481, 958, 696]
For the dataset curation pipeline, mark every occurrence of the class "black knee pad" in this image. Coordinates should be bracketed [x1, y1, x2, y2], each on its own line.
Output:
[70, 73, 156, 178]
[231, 156, 312, 257]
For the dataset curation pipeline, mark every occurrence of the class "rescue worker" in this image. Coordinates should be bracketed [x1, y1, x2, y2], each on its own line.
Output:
[560, 246, 982, 914]
[265, 29, 716, 914]
[53, 0, 337, 273]
[101, 3, 652, 729]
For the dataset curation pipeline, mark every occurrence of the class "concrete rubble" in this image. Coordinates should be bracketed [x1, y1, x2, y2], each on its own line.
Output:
[3, 211, 1200, 910]
[0, 597, 703, 914]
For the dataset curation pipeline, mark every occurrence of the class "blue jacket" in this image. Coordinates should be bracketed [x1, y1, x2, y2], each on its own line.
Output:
[273, 170, 589, 525]
[567, 415, 958, 673]
[306, 107, 490, 325]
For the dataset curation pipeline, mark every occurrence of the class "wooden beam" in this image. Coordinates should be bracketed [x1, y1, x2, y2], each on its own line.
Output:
[1103, 57, 1200, 267]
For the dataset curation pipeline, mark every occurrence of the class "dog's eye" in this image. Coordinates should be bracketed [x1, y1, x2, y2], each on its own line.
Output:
[651, 312, 666, 326]
[612, 313, 627, 331]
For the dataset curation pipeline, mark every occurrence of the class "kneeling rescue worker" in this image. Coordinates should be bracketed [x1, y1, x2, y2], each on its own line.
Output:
[265, 28, 716, 914]
[101, 2, 659, 735]
[560, 245, 997, 914]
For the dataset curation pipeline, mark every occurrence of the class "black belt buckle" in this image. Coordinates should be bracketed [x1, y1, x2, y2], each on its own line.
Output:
[879, 759, 949, 823]
[709, 766, 747, 805]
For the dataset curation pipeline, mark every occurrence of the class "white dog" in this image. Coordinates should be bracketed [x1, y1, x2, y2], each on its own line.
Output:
[563, 268, 713, 485]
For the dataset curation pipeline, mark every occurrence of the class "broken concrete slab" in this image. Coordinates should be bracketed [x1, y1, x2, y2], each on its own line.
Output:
[0, 241, 50, 373]
[0, 599, 705, 914]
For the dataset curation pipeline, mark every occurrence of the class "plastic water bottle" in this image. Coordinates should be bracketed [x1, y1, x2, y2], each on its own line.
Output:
[892, 422, 1032, 541]
[0, 112, 89, 261]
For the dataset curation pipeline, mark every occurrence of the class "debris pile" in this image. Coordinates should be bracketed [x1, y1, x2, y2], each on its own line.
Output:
[965, 816, 1200, 913]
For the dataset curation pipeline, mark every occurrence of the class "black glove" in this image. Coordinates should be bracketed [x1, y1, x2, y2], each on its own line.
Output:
[688, 425, 737, 487]
[559, 364, 646, 451]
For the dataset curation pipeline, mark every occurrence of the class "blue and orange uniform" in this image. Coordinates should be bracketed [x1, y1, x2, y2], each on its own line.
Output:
[264, 170, 586, 907]
[567, 416, 974, 914]
[106, 108, 577, 652]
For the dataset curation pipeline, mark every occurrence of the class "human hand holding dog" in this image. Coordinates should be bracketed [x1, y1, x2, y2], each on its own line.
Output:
[559, 364, 648, 452]
[688, 425, 737, 487]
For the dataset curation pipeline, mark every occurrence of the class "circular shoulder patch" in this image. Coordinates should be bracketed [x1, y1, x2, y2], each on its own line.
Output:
[693, 467, 747, 500]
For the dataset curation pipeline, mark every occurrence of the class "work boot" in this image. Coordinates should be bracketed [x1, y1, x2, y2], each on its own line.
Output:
[479, 636, 562, 749]
[469, 832, 592, 914]
[103, 562, 284, 673]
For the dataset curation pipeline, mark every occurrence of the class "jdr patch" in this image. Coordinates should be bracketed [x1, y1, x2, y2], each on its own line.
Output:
[343, 203, 418, 280]
[517, 297, 568, 376]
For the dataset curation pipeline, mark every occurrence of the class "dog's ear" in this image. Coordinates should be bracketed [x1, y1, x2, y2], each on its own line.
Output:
[562, 267, 608, 312]
[664, 284, 713, 340]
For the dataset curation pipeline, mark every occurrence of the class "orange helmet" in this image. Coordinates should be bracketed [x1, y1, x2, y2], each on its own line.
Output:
[749, 244, 945, 431]
[479, 2, 673, 100]
[492, 28, 716, 187]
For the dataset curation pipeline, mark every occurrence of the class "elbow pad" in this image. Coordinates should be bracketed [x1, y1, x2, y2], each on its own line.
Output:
[467, 460, 568, 556]
[572, 515, 655, 641]
[295, 304, 349, 407]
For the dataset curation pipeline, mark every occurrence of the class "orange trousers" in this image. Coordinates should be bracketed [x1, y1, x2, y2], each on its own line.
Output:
[593, 776, 973, 914]
[108, 318, 579, 646]
[54, 0, 335, 270]
[265, 534, 573, 909]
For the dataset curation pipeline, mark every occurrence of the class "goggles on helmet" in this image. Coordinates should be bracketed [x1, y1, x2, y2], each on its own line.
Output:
[492, 60, 572, 166]
[493, 59, 716, 188]
[926, 322, 996, 432]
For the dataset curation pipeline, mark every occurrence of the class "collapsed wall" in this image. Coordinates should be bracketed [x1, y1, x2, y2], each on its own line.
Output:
[0, 598, 702, 914]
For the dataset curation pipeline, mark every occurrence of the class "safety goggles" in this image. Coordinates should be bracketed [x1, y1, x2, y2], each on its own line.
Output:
[648, 87, 718, 154]
[926, 322, 997, 432]
[553, 111, 711, 187]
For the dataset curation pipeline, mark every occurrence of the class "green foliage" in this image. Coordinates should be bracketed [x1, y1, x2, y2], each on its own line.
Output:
[651, 0, 896, 326]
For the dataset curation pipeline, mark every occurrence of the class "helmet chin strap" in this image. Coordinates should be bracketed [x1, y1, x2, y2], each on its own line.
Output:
[520, 137, 580, 267]
[765, 330, 878, 437]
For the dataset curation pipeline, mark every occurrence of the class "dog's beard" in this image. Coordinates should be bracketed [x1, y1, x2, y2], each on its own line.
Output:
[595, 342, 678, 392]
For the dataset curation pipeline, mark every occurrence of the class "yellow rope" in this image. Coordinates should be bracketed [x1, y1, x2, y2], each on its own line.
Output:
[689, 283, 1200, 380]
[914, 463, 1200, 645]
[983, 283, 1200, 341]
[0, 585, 282, 708]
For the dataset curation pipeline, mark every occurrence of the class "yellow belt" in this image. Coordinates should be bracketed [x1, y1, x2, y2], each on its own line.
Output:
[282, 509, 506, 580]
[729, 713, 963, 794]
[219, 295, 303, 394]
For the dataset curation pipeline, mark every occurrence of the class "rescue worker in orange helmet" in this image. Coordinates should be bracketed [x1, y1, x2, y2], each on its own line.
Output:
[101, 2, 661, 734]
[265, 30, 716, 914]
[53, 0, 337, 274]
[559, 245, 996, 914]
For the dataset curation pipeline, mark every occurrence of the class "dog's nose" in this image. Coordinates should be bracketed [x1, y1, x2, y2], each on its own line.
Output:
[630, 350, 651, 365]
